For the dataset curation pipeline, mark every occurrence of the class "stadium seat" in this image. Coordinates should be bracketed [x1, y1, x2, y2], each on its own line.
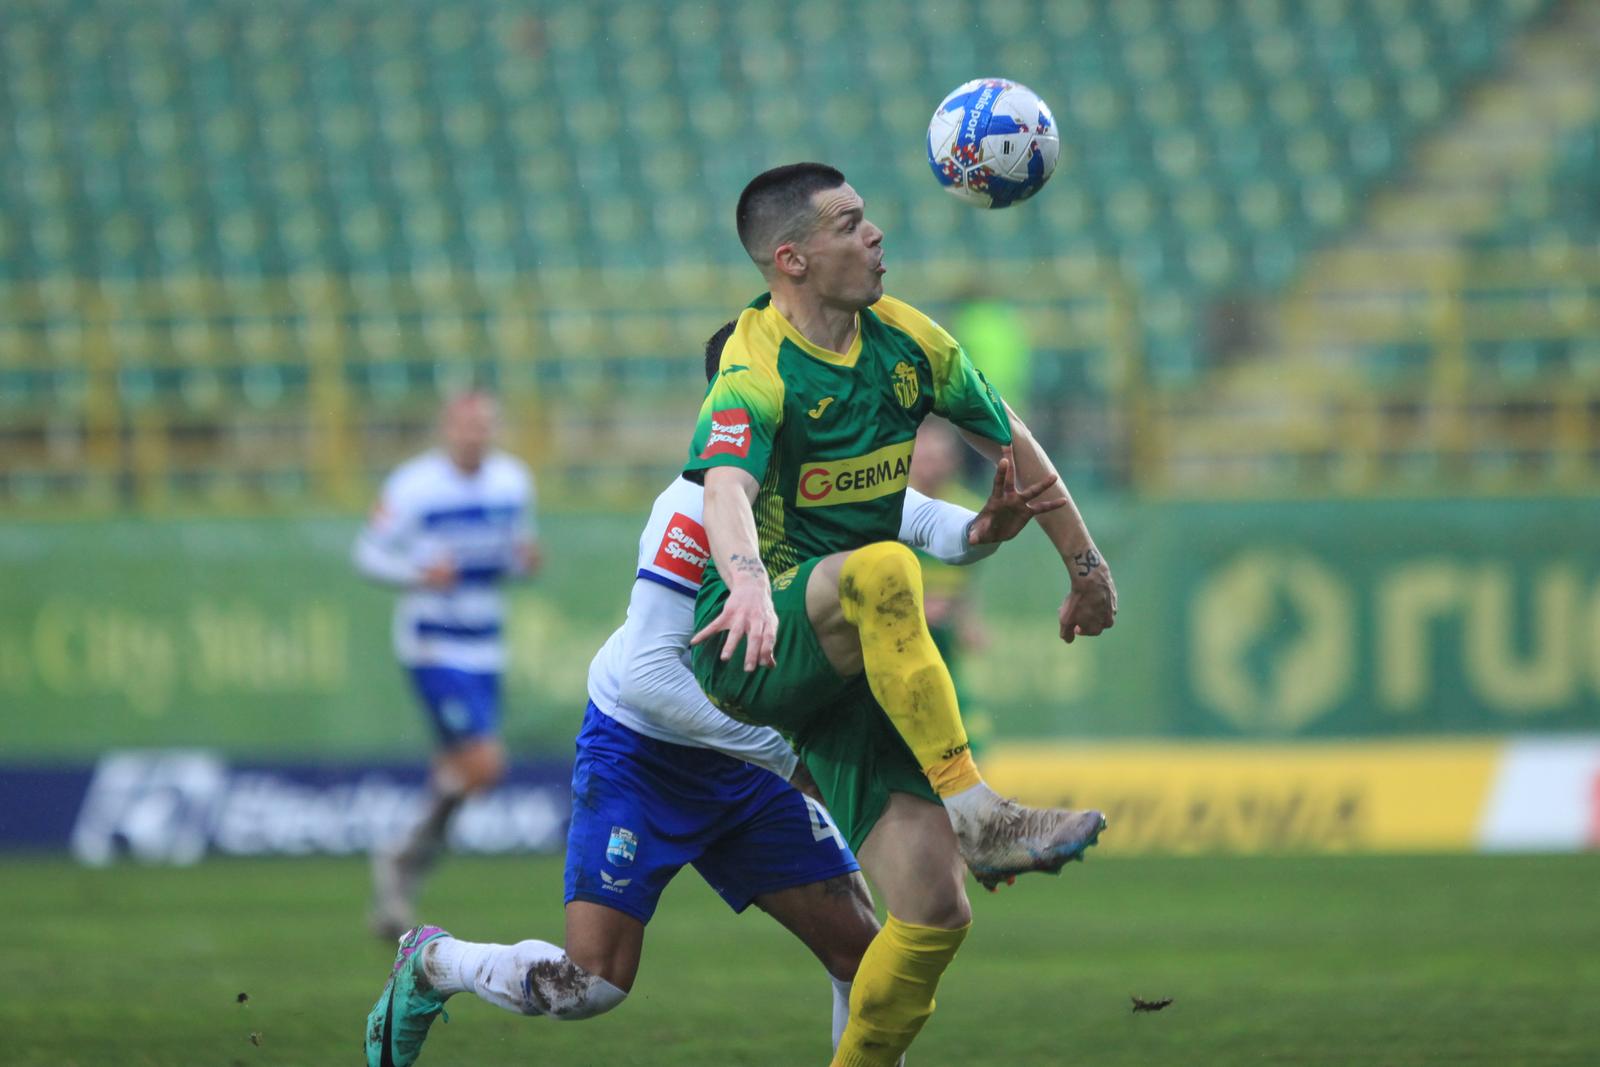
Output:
[0, 0, 1565, 509]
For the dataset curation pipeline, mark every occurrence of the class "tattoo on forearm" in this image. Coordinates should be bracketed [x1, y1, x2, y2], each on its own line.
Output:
[1072, 549, 1102, 578]
[729, 553, 766, 578]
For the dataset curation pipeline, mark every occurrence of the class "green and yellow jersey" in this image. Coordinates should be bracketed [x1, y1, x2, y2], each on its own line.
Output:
[684, 292, 1012, 579]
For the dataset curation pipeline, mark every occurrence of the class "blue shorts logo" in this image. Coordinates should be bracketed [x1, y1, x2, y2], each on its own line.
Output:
[606, 826, 638, 867]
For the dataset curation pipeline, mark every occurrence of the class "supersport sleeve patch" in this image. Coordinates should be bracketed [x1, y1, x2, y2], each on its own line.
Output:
[700, 408, 754, 459]
[683, 336, 784, 482]
[644, 511, 711, 590]
[633, 477, 711, 597]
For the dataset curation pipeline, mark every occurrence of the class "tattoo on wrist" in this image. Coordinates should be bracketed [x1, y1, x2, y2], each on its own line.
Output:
[729, 553, 767, 579]
[1072, 548, 1102, 578]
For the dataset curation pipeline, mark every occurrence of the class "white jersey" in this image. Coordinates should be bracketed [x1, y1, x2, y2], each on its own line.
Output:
[353, 449, 537, 673]
[585, 476, 994, 778]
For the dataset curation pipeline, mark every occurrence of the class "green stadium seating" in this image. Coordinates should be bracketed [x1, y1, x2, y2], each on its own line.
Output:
[0, 0, 1560, 508]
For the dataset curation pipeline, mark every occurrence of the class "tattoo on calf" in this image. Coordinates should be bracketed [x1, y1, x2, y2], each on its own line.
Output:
[1072, 548, 1103, 578]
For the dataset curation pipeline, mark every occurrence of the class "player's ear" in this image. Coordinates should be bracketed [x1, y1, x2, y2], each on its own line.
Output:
[772, 241, 807, 279]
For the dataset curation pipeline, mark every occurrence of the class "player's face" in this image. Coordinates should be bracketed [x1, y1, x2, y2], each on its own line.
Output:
[441, 396, 498, 471]
[801, 184, 885, 311]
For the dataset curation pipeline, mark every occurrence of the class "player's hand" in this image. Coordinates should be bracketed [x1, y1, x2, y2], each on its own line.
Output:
[516, 540, 543, 577]
[788, 761, 823, 804]
[691, 579, 778, 672]
[1059, 549, 1116, 643]
[967, 445, 1067, 546]
[419, 557, 458, 590]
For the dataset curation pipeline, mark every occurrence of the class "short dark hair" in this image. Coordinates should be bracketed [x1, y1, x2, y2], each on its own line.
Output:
[704, 320, 737, 383]
[735, 163, 847, 270]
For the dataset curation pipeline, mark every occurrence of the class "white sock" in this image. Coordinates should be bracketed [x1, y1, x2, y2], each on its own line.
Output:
[940, 780, 1001, 824]
[830, 976, 851, 1051]
[423, 937, 627, 1020]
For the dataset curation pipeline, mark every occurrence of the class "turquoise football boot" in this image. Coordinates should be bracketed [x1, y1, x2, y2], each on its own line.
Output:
[365, 924, 451, 1067]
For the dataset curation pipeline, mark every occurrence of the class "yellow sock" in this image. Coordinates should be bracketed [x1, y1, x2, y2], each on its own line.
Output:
[831, 915, 970, 1067]
[839, 542, 981, 796]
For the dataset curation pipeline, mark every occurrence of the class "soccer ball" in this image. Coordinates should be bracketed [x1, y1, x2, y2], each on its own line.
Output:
[926, 78, 1060, 209]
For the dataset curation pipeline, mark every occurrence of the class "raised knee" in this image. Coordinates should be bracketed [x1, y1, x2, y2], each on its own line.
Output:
[840, 542, 923, 620]
[934, 896, 973, 930]
[853, 541, 920, 582]
[900, 881, 971, 930]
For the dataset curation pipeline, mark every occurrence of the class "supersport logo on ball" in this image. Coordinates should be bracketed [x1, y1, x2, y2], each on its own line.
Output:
[927, 77, 1060, 209]
[963, 81, 999, 143]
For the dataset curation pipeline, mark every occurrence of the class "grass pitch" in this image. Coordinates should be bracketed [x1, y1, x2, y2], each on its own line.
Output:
[4, 852, 1596, 1066]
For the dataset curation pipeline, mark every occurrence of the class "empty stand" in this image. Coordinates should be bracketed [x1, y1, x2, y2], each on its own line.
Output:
[0, 0, 1576, 509]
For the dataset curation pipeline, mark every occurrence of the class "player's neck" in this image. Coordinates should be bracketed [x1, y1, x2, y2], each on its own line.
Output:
[771, 290, 858, 355]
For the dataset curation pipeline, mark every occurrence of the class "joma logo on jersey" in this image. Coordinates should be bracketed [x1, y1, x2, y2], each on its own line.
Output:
[797, 441, 915, 508]
[699, 408, 752, 459]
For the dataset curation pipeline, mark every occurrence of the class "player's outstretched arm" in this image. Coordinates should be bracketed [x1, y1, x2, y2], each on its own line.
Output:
[961, 407, 1116, 643]
[899, 488, 991, 565]
[690, 466, 778, 671]
[899, 446, 1063, 565]
[352, 489, 426, 588]
[966, 444, 1068, 547]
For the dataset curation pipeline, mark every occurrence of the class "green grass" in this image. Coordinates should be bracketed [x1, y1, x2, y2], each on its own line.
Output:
[4, 853, 1597, 1066]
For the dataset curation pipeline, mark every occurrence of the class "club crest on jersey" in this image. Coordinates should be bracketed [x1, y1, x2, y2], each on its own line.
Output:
[606, 826, 638, 867]
[797, 440, 915, 508]
[699, 408, 752, 459]
[892, 361, 920, 408]
[654, 513, 709, 584]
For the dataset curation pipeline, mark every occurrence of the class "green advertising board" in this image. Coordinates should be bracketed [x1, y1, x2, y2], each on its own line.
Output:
[2, 498, 1596, 759]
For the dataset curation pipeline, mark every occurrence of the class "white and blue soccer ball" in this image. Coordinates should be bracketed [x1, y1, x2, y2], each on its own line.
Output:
[927, 78, 1060, 208]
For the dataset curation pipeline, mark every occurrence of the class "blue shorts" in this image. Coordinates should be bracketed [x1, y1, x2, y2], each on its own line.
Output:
[407, 667, 500, 747]
[565, 702, 859, 925]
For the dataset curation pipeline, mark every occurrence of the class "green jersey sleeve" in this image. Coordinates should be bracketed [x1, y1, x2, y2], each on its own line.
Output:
[873, 294, 1013, 445]
[683, 361, 785, 482]
[932, 341, 1012, 445]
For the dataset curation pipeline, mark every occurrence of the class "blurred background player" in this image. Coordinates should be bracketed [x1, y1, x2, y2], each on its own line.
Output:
[354, 391, 541, 938]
